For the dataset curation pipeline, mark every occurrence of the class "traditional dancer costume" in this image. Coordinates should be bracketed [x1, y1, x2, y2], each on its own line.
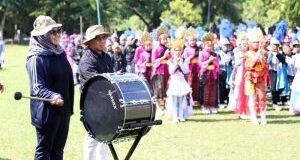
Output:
[198, 32, 219, 114]
[183, 27, 200, 105]
[244, 28, 269, 125]
[228, 32, 249, 118]
[152, 25, 170, 112]
[135, 32, 153, 84]
[289, 41, 300, 115]
[166, 39, 192, 123]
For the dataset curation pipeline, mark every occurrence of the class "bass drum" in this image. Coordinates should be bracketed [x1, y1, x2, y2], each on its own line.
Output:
[80, 73, 156, 143]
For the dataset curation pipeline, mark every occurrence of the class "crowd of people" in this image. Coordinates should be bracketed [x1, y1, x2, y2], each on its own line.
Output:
[61, 20, 300, 125]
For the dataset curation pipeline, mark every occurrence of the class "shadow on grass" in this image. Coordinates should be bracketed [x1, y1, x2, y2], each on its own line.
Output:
[267, 114, 295, 119]
[193, 111, 234, 116]
[187, 118, 239, 123]
[0, 158, 11, 160]
[268, 119, 300, 124]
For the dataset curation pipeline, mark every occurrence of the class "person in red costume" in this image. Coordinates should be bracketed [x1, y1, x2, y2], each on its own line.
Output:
[244, 28, 269, 125]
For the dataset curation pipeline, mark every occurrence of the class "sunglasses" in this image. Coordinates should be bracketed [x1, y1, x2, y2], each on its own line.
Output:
[50, 28, 63, 35]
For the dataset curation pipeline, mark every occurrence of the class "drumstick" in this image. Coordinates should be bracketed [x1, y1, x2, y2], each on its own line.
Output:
[14, 92, 52, 102]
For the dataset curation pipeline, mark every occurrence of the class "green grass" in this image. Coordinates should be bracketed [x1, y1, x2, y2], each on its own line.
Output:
[0, 45, 300, 160]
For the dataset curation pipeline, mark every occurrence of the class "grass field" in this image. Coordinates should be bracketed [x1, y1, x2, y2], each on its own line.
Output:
[0, 45, 300, 160]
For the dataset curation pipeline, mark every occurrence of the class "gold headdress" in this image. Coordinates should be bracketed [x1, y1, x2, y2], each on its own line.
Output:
[140, 31, 153, 44]
[247, 27, 263, 42]
[170, 38, 185, 49]
[185, 26, 198, 38]
[202, 32, 215, 43]
[175, 26, 186, 39]
[156, 25, 168, 37]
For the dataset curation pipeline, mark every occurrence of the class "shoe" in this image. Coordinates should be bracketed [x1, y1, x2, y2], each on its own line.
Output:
[219, 104, 226, 109]
[275, 107, 282, 111]
[288, 109, 295, 115]
[210, 108, 218, 114]
[260, 119, 267, 125]
[274, 104, 282, 111]
[202, 108, 210, 114]
[179, 118, 185, 122]
[194, 101, 199, 107]
[239, 114, 249, 120]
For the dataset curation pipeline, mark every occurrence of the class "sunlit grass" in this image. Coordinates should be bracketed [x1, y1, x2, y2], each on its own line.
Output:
[0, 45, 300, 160]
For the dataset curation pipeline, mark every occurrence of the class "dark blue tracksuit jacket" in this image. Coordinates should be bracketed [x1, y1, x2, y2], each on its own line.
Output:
[26, 51, 74, 128]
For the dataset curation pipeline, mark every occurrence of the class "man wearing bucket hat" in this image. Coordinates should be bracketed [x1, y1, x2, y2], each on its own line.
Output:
[217, 38, 233, 108]
[78, 25, 113, 160]
[26, 15, 74, 160]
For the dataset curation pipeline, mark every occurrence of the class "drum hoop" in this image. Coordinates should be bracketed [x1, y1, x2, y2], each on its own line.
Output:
[80, 74, 122, 142]
[80, 74, 106, 140]
[80, 74, 104, 110]
[102, 73, 140, 83]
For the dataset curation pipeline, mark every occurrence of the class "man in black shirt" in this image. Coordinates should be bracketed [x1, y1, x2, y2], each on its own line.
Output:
[78, 25, 113, 160]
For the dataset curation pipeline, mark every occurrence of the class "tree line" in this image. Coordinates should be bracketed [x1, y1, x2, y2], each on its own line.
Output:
[0, 0, 299, 38]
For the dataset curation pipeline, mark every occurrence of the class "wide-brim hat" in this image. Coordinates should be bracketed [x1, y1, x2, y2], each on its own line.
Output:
[292, 40, 300, 46]
[83, 25, 111, 44]
[31, 15, 62, 36]
[270, 38, 280, 45]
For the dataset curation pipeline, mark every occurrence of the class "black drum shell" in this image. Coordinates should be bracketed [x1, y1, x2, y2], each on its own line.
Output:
[80, 73, 155, 143]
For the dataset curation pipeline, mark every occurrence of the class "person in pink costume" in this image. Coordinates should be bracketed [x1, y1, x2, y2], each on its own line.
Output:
[183, 27, 200, 105]
[135, 32, 153, 84]
[198, 32, 219, 114]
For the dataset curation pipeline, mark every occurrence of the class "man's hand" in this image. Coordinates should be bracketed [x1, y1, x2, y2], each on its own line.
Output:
[50, 94, 64, 107]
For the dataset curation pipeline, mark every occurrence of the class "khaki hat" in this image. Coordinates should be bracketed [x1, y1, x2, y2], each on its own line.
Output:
[31, 15, 62, 36]
[270, 38, 280, 45]
[83, 25, 110, 44]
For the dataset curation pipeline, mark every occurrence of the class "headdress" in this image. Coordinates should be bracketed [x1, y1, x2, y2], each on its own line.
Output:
[202, 32, 215, 43]
[185, 26, 198, 39]
[247, 27, 263, 43]
[219, 19, 233, 40]
[169, 38, 185, 49]
[273, 20, 287, 44]
[156, 25, 169, 37]
[140, 32, 153, 44]
[175, 26, 186, 39]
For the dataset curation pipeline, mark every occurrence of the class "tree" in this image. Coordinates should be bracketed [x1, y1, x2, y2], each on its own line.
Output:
[283, 0, 300, 27]
[241, 0, 300, 27]
[161, 0, 202, 27]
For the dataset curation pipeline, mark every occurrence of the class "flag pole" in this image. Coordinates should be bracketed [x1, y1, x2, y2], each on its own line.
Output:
[96, 0, 101, 25]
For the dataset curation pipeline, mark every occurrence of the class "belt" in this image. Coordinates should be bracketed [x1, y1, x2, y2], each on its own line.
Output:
[146, 63, 152, 67]
[190, 58, 198, 64]
[207, 65, 215, 70]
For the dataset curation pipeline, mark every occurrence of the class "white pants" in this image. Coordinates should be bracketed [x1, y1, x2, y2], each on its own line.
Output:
[84, 134, 109, 160]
